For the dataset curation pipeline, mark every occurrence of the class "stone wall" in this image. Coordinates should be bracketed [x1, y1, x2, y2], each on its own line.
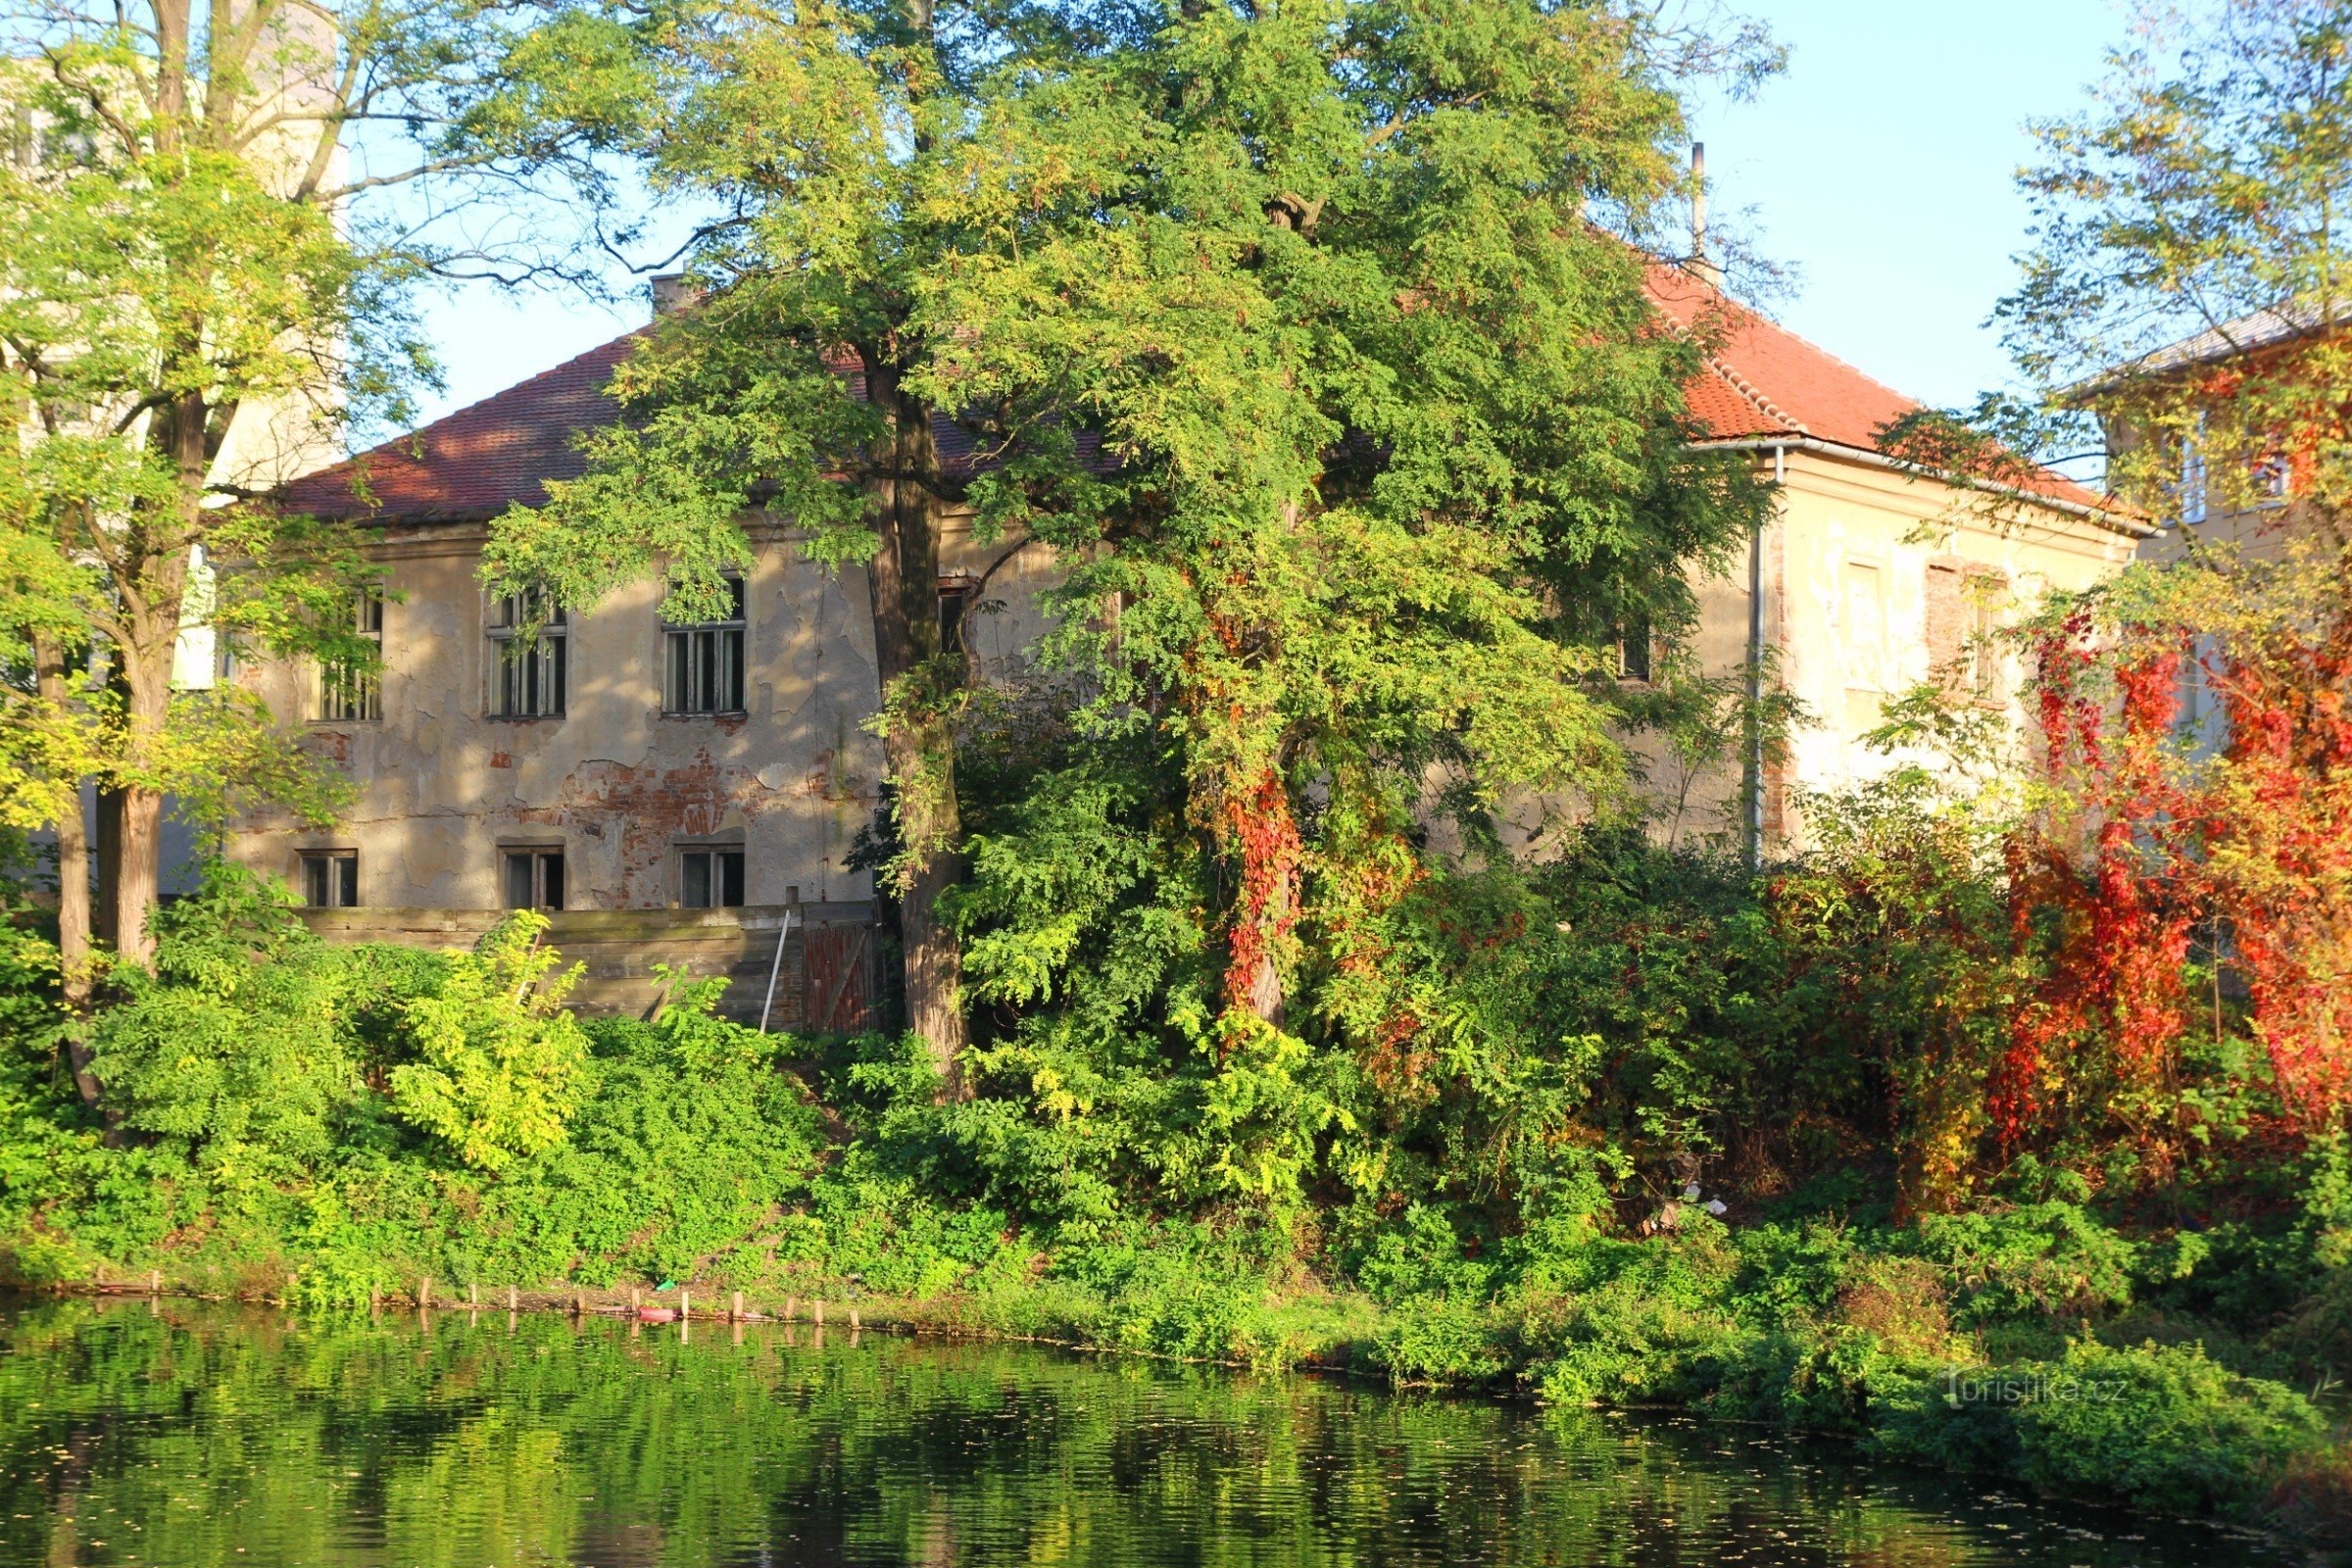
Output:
[295, 903, 887, 1030]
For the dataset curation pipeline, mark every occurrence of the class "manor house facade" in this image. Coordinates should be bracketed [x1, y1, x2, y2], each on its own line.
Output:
[220, 270, 2147, 1021]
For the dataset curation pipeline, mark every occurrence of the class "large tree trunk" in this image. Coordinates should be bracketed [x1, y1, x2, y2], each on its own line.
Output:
[863, 360, 969, 1096]
[102, 634, 172, 965]
[31, 631, 104, 1112]
[102, 380, 205, 968]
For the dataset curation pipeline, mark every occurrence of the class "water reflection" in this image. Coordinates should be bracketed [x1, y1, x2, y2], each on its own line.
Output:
[0, 1299, 2304, 1567]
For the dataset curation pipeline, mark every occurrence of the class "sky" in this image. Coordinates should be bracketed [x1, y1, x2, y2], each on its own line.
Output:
[406, 0, 2137, 435]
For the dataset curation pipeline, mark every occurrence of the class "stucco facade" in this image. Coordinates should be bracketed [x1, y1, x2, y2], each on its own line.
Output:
[223, 513, 1057, 917]
[1738, 450, 2141, 841]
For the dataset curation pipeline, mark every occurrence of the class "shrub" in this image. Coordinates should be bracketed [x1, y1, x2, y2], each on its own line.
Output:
[2011, 1340, 2328, 1516]
[388, 913, 591, 1173]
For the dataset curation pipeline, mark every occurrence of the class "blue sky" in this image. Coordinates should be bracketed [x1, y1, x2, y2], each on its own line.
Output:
[407, 1, 2133, 431]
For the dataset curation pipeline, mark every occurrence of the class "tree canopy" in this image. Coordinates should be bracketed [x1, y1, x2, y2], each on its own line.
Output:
[485, 0, 1778, 1089]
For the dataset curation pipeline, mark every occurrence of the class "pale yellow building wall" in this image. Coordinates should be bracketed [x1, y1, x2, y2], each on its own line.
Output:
[223, 512, 1058, 911]
[1682, 450, 2142, 851]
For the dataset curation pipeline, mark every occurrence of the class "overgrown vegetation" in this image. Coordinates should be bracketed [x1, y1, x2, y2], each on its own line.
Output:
[4, 819, 2348, 1527]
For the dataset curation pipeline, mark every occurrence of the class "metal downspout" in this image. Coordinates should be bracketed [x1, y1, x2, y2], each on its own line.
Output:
[1746, 445, 1783, 869]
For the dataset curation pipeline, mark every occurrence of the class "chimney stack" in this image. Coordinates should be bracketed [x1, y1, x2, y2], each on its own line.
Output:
[650, 272, 704, 318]
[1689, 143, 1725, 290]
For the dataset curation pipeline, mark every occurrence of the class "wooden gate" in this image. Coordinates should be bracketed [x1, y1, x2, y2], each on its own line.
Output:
[803, 920, 881, 1034]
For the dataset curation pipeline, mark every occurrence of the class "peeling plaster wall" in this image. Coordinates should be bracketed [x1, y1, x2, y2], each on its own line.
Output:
[226, 512, 1059, 912]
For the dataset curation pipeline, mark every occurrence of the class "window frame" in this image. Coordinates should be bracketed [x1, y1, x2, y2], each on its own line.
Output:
[488, 588, 568, 720]
[500, 847, 566, 911]
[678, 844, 747, 908]
[1613, 615, 1653, 685]
[298, 850, 360, 909]
[315, 588, 384, 723]
[661, 574, 748, 717]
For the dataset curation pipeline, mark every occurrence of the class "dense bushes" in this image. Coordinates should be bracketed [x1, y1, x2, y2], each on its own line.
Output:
[2, 837, 2347, 1526]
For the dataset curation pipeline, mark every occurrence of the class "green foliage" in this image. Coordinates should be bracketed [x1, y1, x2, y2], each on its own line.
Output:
[388, 913, 591, 1173]
[86, 867, 382, 1162]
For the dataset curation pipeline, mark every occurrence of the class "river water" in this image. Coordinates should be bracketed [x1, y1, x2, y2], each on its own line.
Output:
[0, 1299, 2313, 1566]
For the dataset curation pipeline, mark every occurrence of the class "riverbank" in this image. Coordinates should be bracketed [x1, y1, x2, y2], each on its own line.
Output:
[6, 873, 2351, 1543]
[10, 1217, 2348, 1543]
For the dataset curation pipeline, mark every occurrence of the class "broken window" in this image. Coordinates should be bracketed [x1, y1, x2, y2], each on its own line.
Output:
[663, 575, 747, 715]
[299, 851, 359, 908]
[489, 589, 566, 718]
[939, 581, 972, 656]
[680, 846, 746, 908]
[502, 849, 564, 910]
[317, 588, 383, 721]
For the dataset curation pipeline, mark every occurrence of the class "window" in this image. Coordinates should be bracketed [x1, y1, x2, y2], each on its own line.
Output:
[490, 589, 566, 718]
[1614, 618, 1653, 683]
[299, 851, 359, 908]
[2251, 449, 2291, 505]
[2179, 422, 2209, 526]
[1970, 595, 2004, 699]
[663, 576, 747, 715]
[317, 589, 383, 721]
[680, 846, 746, 908]
[939, 582, 973, 657]
[502, 849, 565, 910]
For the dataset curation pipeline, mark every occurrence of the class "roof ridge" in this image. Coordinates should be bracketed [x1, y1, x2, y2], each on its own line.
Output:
[1702, 354, 1807, 435]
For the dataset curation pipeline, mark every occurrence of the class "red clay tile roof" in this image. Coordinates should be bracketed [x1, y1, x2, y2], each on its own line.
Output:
[279, 332, 989, 524]
[1645, 266, 2125, 519]
[282, 274, 2125, 526]
[280, 330, 648, 524]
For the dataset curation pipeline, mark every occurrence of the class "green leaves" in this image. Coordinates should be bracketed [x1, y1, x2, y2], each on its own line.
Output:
[388, 914, 593, 1173]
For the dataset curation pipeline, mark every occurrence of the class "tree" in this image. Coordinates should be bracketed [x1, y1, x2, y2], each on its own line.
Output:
[488, 0, 1777, 1092]
[1965, 1, 2352, 1148]
[2001, 0, 2352, 525]
[0, 0, 654, 997]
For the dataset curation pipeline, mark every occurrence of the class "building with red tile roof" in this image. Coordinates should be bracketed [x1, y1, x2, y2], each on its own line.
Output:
[228, 266, 2152, 1008]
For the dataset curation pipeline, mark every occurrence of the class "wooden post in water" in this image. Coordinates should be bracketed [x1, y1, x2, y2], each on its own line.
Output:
[468, 1282, 479, 1310]
[148, 1269, 160, 1296]
[731, 1291, 744, 1322]
[783, 1295, 798, 1322]
[509, 1285, 518, 1311]
[285, 1272, 297, 1303]
[812, 1299, 824, 1329]
[418, 1277, 431, 1310]
[630, 1287, 642, 1313]
[681, 1289, 691, 1321]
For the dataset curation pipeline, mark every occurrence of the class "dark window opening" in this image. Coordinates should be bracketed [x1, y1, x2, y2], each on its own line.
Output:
[939, 584, 972, 656]
[299, 851, 359, 908]
[503, 849, 565, 910]
[490, 589, 567, 718]
[1616, 618, 1653, 684]
[663, 576, 748, 715]
[680, 847, 746, 908]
